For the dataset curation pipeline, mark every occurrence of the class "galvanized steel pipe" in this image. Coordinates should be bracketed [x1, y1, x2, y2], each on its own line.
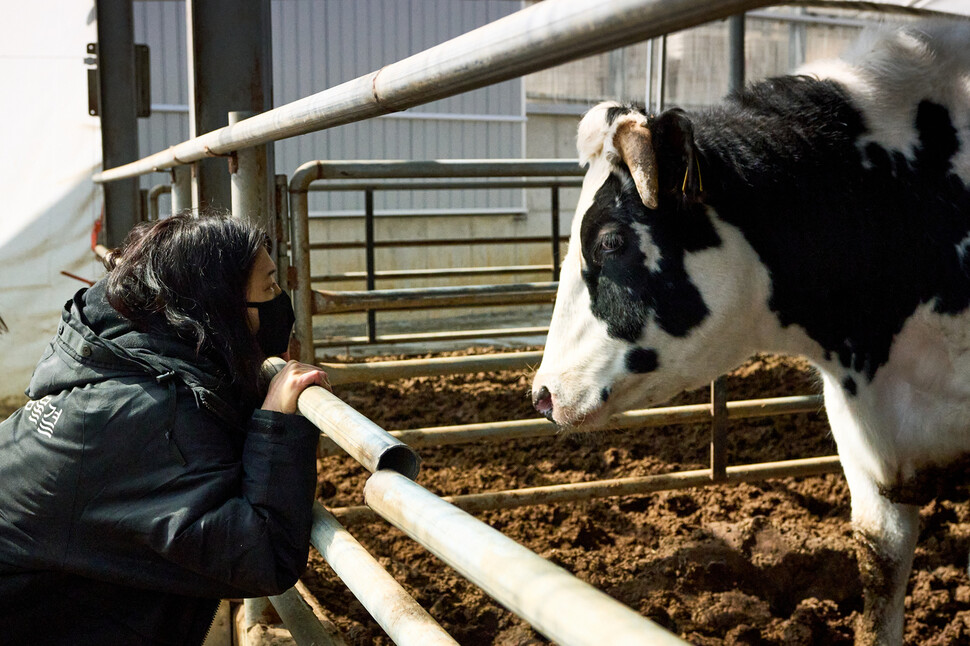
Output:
[335, 455, 842, 525]
[309, 178, 583, 192]
[170, 165, 192, 216]
[319, 350, 543, 385]
[299, 159, 582, 181]
[93, 0, 775, 183]
[147, 184, 170, 221]
[263, 358, 420, 478]
[310, 503, 459, 646]
[364, 470, 689, 645]
[313, 282, 557, 315]
[316, 395, 824, 453]
[268, 586, 346, 646]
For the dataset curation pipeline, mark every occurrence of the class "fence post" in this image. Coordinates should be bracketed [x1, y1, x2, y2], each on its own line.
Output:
[171, 165, 192, 216]
[550, 185, 561, 282]
[710, 376, 728, 481]
[364, 188, 377, 343]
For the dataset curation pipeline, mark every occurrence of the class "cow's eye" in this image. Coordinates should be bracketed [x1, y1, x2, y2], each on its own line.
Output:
[598, 231, 624, 259]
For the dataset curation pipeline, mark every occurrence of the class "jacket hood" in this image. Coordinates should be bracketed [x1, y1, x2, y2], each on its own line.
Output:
[26, 280, 243, 424]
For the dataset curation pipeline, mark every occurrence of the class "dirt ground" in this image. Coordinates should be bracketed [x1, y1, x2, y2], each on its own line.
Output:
[305, 350, 970, 646]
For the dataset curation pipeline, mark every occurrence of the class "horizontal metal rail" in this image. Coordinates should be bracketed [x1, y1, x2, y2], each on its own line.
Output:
[312, 265, 554, 283]
[94, 0, 778, 183]
[313, 283, 556, 315]
[300, 159, 583, 181]
[308, 236, 562, 251]
[363, 470, 689, 646]
[335, 455, 843, 525]
[309, 177, 583, 192]
[268, 586, 346, 646]
[319, 350, 543, 385]
[310, 503, 458, 646]
[263, 358, 420, 478]
[317, 395, 824, 454]
[314, 326, 549, 349]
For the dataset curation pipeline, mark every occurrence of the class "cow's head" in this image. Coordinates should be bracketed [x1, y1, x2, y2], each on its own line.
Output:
[532, 102, 763, 428]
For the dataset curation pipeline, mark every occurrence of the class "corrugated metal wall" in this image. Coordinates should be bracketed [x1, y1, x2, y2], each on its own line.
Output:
[133, 0, 525, 217]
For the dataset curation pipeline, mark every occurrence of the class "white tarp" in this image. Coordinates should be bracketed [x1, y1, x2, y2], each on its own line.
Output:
[0, 1, 103, 404]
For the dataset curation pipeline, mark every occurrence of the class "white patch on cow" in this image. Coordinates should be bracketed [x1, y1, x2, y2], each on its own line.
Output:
[801, 22, 970, 171]
[577, 101, 624, 166]
[629, 223, 662, 273]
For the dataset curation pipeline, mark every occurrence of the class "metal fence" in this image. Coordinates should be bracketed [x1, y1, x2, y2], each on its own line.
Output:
[291, 159, 583, 348]
[92, 0, 953, 643]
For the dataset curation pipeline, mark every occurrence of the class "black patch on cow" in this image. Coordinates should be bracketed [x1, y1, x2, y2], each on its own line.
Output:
[579, 174, 720, 342]
[600, 387, 611, 403]
[691, 76, 970, 381]
[843, 376, 857, 396]
[626, 348, 659, 374]
[605, 104, 642, 126]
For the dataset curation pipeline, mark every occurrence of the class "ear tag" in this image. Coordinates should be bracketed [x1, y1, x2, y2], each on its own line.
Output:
[681, 159, 704, 195]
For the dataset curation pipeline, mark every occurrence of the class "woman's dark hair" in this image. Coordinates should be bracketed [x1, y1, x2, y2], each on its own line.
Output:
[105, 213, 271, 404]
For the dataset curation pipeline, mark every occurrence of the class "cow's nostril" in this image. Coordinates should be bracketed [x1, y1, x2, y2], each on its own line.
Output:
[533, 386, 554, 421]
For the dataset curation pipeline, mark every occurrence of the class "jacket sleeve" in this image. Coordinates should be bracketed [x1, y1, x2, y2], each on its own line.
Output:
[63, 386, 322, 600]
[159, 409, 321, 597]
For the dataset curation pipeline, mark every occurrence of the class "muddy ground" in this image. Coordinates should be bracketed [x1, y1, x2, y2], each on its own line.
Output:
[305, 351, 970, 646]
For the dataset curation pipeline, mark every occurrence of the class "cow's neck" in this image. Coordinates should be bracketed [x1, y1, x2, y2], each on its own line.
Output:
[688, 79, 970, 382]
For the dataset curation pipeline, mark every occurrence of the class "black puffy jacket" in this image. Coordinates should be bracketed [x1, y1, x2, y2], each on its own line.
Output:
[0, 281, 320, 645]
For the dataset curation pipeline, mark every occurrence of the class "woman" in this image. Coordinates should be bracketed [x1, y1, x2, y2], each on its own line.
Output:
[0, 214, 327, 645]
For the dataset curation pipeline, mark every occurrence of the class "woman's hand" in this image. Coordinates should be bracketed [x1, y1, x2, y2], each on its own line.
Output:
[261, 361, 331, 414]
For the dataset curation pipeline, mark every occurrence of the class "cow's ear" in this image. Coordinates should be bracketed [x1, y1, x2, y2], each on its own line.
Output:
[651, 109, 704, 205]
[613, 116, 660, 209]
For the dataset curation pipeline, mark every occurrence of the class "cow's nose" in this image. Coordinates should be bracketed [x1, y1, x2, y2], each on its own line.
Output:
[533, 386, 554, 422]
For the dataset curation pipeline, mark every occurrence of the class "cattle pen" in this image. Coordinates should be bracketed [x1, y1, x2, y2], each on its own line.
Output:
[90, 0, 960, 644]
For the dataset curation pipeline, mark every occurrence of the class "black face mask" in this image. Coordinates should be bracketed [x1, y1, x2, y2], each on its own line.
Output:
[247, 291, 296, 357]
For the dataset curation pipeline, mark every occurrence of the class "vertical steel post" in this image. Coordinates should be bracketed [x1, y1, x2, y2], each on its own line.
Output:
[289, 184, 314, 364]
[186, 0, 274, 213]
[729, 14, 746, 94]
[171, 165, 192, 216]
[710, 376, 728, 481]
[550, 185, 561, 282]
[275, 175, 292, 295]
[364, 189, 377, 343]
[229, 111, 272, 247]
[95, 0, 141, 246]
[656, 35, 667, 112]
[709, 15, 744, 483]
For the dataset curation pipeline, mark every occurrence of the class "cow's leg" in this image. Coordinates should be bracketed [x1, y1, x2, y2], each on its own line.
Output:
[846, 469, 918, 646]
[823, 376, 918, 646]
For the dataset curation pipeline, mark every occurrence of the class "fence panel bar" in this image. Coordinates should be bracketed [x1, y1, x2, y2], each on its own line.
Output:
[289, 187, 314, 363]
[313, 282, 557, 315]
[364, 470, 689, 646]
[710, 376, 728, 481]
[335, 455, 842, 525]
[364, 188, 377, 343]
[314, 394, 823, 452]
[313, 265, 554, 283]
[263, 358, 420, 477]
[309, 236, 556, 250]
[310, 177, 583, 192]
[314, 326, 549, 349]
[310, 503, 459, 646]
[318, 350, 543, 385]
[267, 586, 346, 646]
[274, 174, 291, 292]
[147, 184, 170, 221]
[551, 185, 561, 282]
[171, 165, 192, 216]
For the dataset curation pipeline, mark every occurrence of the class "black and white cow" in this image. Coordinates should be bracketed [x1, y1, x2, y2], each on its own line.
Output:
[532, 21, 970, 646]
